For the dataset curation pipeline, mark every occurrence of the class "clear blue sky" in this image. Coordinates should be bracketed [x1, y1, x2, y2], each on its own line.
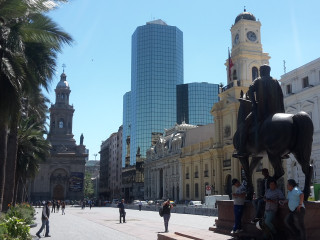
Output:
[46, 0, 320, 160]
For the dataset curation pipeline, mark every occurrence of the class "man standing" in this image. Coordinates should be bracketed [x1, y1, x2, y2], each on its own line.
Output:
[233, 65, 284, 158]
[36, 201, 51, 238]
[263, 179, 285, 238]
[51, 200, 55, 213]
[162, 199, 173, 233]
[281, 179, 306, 240]
[231, 179, 246, 234]
[252, 168, 272, 223]
[118, 199, 126, 223]
[138, 200, 142, 211]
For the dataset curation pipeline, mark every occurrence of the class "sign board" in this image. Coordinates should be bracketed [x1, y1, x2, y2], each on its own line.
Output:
[206, 185, 211, 195]
[69, 172, 84, 192]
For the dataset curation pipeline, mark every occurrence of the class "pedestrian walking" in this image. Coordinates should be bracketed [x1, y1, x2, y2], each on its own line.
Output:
[89, 200, 92, 210]
[118, 199, 126, 223]
[162, 199, 173, 232]
[61, 201, 66, 215]
[280, 179, 306, 240]
[56, 200, 60, 213]
[138, 200, 142, 211]
[51, 200, 56, 213]
[231, 178, 246, 234]
[36, 201, 52, 238]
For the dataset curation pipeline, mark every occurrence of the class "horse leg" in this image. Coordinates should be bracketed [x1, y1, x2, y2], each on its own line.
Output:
[293, 152, 313, 201]
[267, 152, 285, 181]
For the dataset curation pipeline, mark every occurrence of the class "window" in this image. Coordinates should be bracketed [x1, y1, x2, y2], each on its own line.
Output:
[186, 184, 190, 198]
[286, 84, 292, 94]
[252, 67, 258, 81]
[195, 166, 199, 178]
[302, 77, 309, 88]
[195, 183, 199, 198]
[233, 70, 237, 80]
[204, 164, 209, 177]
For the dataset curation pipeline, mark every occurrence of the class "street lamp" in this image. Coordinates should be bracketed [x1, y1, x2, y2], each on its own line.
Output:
[94, 154, 97, 160]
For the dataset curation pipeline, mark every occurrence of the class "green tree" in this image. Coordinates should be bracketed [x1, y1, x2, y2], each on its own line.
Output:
[0, 0, 72, 211]
[84, 173, 94, 199]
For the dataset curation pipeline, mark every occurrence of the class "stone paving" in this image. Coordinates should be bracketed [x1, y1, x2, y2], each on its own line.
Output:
[30, 206, 233, 240]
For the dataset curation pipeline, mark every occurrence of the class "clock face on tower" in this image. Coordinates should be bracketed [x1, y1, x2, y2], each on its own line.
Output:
[247, 31, 257, 42]
[234, 33, 239, 45]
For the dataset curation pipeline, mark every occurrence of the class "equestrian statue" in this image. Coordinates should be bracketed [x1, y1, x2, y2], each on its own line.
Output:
[233, 65, 313, 201]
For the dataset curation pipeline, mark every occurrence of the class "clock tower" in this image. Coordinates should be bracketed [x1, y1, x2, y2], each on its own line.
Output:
[211, 9, 272, 196]
[227, 9, 270, 87]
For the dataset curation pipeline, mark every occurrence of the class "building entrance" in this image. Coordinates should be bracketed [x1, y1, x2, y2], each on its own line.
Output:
[53, 184, 64, 200]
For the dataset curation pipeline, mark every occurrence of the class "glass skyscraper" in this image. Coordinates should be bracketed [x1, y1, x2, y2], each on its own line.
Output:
[122, 91, 131, 166]
[176, 82, 219, 125]
[123, 19, 183, 165]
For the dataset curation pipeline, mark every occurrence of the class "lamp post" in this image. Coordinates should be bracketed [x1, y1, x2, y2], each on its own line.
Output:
[94, 154, 97, 160]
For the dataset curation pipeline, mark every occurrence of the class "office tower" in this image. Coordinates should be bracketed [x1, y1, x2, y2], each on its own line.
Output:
[124, 19, 183, 165]
[176, 82, 219, 125]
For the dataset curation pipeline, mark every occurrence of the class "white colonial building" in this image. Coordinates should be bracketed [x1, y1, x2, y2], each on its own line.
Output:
[279, 57, 320, 187]
[144, 122, 197, 201]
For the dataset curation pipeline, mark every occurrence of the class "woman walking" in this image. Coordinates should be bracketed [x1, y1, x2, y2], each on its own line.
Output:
[61, 201, 66, 215]
[162, 199, 173, 232]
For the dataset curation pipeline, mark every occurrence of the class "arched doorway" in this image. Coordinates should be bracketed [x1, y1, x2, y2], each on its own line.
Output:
[159, 169, 163, 199]
[53, 184, 64, 200]
[50, 168, 68, 200]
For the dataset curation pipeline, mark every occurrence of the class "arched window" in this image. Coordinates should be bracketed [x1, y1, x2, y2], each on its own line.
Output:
[59, 119, 64, 128]
[252, 67, 258, 81]
[195, 183, 199, 198]
[186, 184, 190, 198]
[233, 69, 237, 80]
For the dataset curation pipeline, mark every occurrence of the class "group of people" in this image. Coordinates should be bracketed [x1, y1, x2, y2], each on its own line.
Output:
[51, 200, 66, 214]
[232, 168, 306, 240]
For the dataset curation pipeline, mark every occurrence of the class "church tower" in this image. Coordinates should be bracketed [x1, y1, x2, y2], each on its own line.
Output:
[211, 9, 271, 196]
[47, 71, 76, 146]
[30, 71, 87, 201]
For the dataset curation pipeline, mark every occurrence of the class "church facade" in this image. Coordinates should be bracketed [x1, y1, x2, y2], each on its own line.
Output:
[30, 72, 87, 201]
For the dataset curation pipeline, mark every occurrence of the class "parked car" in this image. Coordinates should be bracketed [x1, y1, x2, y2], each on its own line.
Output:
[147, 200, 154, 205]
[112, 199, 119, 204]
[155, 199, 165, 206]
[188, 200, 202, 207]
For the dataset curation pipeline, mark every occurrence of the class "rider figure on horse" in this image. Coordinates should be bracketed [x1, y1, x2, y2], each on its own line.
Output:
[233, 65, 285, 158]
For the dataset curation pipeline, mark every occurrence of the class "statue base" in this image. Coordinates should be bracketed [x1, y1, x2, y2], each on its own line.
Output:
[210, 200, 320, 240]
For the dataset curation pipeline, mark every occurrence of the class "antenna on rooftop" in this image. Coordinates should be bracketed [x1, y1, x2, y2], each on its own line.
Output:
[62, 63, 66, 73]
[283, 60, 286, 74]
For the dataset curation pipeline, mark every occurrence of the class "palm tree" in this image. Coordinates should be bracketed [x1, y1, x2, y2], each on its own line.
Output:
[0, 0, 72, 211]
[14, 114, 51, 203]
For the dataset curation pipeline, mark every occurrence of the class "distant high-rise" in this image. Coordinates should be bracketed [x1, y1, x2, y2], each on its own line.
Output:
[123, 19, 183, 165]
[176, 82, 219, 125]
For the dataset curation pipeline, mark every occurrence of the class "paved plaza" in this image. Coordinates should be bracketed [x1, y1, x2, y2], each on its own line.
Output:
[30, 206, 233, 240]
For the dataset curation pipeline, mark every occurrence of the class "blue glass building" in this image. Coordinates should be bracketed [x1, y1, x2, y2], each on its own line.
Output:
[176, 82, 219, 125]
[122, 91, 131, 166]
[123, 19, 183, 165]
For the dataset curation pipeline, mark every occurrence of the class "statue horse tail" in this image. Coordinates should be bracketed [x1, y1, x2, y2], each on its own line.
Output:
[292, 111, 314, 200]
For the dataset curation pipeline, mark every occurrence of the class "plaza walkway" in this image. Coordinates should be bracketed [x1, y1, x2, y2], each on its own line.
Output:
[30, 206, 233, 240]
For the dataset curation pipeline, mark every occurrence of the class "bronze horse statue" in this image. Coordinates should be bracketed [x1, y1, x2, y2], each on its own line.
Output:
[233, 97, 313, 201]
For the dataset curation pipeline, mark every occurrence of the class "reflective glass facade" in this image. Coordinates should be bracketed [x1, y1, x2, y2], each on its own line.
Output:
[126, 20, 183, 165]
[122, 91, 131, 166]
[177, 82, 219, 125]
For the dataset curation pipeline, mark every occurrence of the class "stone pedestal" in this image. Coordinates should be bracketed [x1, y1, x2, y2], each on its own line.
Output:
[210, 200, 320, 240]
